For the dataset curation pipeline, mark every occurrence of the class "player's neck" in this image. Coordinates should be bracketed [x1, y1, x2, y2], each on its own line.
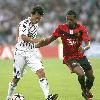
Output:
[67, 23, 77, 29]
[30, 17, 36, 25]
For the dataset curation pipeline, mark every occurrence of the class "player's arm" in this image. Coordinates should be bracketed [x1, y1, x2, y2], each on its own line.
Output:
[79, 41, 90, 52]
[21, 34, 42, 43]
[16, 28, 40, 43]
[16, 27, 38, 43]
[83, 41, 90, 50]
[35, 25, 60, 48]
[79, 26, 91, 52]
[18, 21, 42, 44]
[35, 35, 57, 48]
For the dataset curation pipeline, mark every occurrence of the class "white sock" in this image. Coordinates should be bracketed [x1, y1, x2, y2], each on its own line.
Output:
[39, 78, 50, 99]
[7, 82, 17, 98]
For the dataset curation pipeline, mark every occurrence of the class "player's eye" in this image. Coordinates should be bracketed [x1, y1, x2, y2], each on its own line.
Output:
[67, 16, 74, 21]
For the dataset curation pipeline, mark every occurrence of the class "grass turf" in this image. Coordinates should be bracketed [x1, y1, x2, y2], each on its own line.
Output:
[0, 58, 100, 100]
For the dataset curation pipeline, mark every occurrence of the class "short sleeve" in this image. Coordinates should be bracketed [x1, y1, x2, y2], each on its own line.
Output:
[82, 26, 90, 42]
[18, 21, 29, 36]
[52, 25, 60, 38]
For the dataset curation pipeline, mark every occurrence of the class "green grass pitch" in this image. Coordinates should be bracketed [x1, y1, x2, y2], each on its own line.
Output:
[0, 58, 100, 100]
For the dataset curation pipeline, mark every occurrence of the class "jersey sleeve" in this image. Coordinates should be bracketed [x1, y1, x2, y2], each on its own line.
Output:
[52, 25, 61, 38]
[18, 21, 29, 36]
[82, 26, 90, 42]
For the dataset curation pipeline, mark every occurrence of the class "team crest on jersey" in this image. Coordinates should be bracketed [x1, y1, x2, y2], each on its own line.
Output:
[75, 30, 83, 37]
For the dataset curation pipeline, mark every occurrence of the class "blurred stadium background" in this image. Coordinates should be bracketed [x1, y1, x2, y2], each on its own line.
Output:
[0, 0, 100, 100]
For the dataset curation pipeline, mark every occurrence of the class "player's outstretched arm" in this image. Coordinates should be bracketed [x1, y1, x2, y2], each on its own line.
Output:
[79, 41, 90, 52]
[21, 34, 42, 43]
[35, 35, 57, 48]
[83, 41, 90, 50]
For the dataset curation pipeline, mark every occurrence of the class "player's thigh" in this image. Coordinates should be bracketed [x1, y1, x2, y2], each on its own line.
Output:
[67, 59, 84, 75]
[67, 58, 80, 69]
[77, 56, 92, 72]
[13, 50, 26, 78]
[26, 53, 44, 73]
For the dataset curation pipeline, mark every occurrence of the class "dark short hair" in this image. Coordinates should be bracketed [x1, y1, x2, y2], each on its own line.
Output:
[66, 10, 77, 19]
[31, 5, 44, 16]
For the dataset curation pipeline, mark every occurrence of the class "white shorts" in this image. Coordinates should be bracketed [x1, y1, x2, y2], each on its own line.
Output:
[13, 49, 43, 78]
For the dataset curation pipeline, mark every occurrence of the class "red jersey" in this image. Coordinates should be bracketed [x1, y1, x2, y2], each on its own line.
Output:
[52, 23, 90, 63]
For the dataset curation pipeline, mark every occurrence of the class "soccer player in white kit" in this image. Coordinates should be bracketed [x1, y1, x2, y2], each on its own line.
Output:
[6, 5, 58, 100]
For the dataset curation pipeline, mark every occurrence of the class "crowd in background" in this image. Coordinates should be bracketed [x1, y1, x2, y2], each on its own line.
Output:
[0, 0, 100, 45]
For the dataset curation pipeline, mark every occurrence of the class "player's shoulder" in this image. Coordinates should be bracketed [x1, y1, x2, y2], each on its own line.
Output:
[78, 23, 87, 30]
[19, 17, 29, 26]
[57, 23, 67, 29]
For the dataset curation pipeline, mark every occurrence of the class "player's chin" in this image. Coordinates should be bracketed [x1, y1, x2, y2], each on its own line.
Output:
[68, 24, 74, 28]
[32, 21, 38, 24]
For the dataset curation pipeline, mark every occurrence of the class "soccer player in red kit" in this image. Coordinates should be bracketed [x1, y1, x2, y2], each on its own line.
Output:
[35, 10, 95, 99]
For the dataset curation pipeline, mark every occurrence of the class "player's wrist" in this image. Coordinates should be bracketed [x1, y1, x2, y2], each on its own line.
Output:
[83, 46, 88, 51]
[30, 38, 33, 43]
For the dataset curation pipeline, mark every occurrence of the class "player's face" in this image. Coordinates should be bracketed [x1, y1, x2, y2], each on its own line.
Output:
[66, 15, 77, 29]
[31, 13, 43, 24]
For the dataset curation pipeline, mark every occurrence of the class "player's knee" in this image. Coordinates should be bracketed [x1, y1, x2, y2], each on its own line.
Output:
[73, 65, 85, 76]
[88, 75, 95, 81]
[9, 82, 17, 87]
[79, 74, 85, 78]
[79, 74, 85, 79]
[36, 69, 45, 78]
[13, 77, 20, 84]
[13, 66, 22, 79]
[78, 75, 85, 83]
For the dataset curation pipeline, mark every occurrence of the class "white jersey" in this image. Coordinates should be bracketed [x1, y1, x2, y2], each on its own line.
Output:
[16, 17, 38, 51]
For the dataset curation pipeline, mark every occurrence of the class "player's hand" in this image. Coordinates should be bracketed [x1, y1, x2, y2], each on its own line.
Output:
[34, 38, 46, 48]
[31, 38, 43, 43]
[79, 46, 90, 52]
[78, 47, 85, 52]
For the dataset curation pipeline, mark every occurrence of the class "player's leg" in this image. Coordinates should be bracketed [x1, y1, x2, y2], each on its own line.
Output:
[81, 70, 94, 100]
[36, 68, 50, 98]
[6, 50, 26, 100]
[27, 51, 58, 100]
[78, 57, 95, 99]
[85, 69, 95, 94]
[85, 67, 95, 98]
[82, 70, 94, 100]
[67, 59, 86, 92]
[36, 68, 58, 100]
[6, 78, 20, 100]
